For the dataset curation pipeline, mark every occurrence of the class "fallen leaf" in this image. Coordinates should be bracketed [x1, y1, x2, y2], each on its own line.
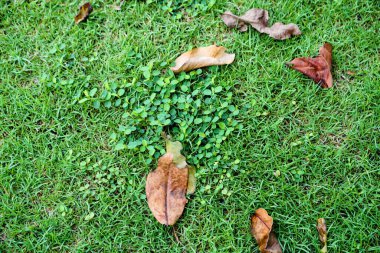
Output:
[317, 218, 327, 253]
[221, 9, 301, 40]
[251, 208, 282, 253]
[287, 43, 333, 88]
[146, 135, 195, 225]
[170, 45, 235, 74]
[187, 166, 196, 194]
[112, 0, 124, 11]
[75, 2, 93, 24]
[165, 138, 187, 169]
[347, 71, 355, 76]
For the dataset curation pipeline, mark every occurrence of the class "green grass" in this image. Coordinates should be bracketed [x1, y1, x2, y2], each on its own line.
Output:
[1, 0, 379, 252]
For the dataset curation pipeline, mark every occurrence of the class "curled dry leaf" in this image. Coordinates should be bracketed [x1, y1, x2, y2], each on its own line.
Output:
[146, 136, 196, 225]
[251, 208, 282, 253]
[75, 2, 93, 24]
[170, 45, 235, 74]
[187, 166, 196, 195]
[317, 218, 327, 253]
[221, 9, 301, 40]
[287, 43, 333, 88]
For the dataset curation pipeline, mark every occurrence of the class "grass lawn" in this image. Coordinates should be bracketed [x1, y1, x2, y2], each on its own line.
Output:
[1, 0, 379, 252]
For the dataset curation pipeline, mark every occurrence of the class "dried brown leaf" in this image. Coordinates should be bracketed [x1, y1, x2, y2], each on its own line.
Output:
[146, 153, 188, 225]
[74, 2, 93, 24]
[187, 166, 196, 194]
[287, 43, 333, 88]
[170, 45, 235, 74]
[251, 208, 282, 253]
[146, 137, 196, 225]
[221, 9, 301, 40]
[317, 218, 327, 253]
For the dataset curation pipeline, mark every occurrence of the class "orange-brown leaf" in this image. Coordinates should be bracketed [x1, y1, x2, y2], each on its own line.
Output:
[75, 3, 93, 24]
[287, 43, 333, 88]
[146, 153, 188, 225]
[170, 45, 235, 74]
[251, 208, 282, 253]
[317, 218, 327, 253]
[221, 9, 301, 40]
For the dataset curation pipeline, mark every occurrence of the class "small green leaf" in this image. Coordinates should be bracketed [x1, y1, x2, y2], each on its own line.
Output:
[84, 212, 95, 221]
[203, 89, 212, 96]
[78, 98, 89, 104]
[115, 143, 125, 151]
[118, 89, 125, 96]
[93, 100, 100, 109]
[104, 101, 112, 108]
[89, 88, 98, 97]
[194, 118, 203, 124]
[214, 86, 223, 93]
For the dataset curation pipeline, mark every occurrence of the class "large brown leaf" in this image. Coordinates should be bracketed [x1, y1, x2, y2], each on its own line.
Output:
[251, 208, 282, 253]
[146, 137, 195, 225]
[317, 218, 327, 253]
[221, 9, 301, 40]
[74, 3, 93, 24]
[170, 45, 235, 74]
[287, 43, 333, 88]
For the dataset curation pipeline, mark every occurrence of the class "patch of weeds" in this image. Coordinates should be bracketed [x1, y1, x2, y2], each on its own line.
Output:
[148, 0, 216, 19]
[77, 63, 241, 167]
[78, 158, 127, 199]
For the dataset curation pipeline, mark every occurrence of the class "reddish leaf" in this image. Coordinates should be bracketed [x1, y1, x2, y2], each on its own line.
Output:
[74, 3, 93, 24]
[317, 218, 327, 253]
[251, 208, 282, 253]
[287, 43, 333, 88]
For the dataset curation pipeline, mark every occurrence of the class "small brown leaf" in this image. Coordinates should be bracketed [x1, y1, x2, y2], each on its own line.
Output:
[146, 137, 195, 225]
[251, 208, 282, 253]
[221, 9, 301, 40]
[317, 218, 327, 253]
[75, 3, 93, 24]
[170, 45, 235, 74]
[287, 43, 333, 88]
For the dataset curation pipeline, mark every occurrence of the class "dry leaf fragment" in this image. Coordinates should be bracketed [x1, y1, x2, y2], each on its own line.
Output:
[146, 136, 196, 225]
[287, 43, 333, 88]
[251, 208, 282, 253]
[75, 2, 93, 24]
[221, 9, 301, 40]
[187, 166, 196, 195]
[112, 0, 124, 11]
[317, 218, 327, 253]
[170, 45, 235, 74]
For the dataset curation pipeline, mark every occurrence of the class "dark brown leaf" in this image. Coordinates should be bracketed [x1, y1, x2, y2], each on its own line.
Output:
[221, 9, 301, 40]
[251, 208, 282, 253]
[317, 218, 327, 253]
[287, 43, 333, 88]
[74, 3, 93, 24]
